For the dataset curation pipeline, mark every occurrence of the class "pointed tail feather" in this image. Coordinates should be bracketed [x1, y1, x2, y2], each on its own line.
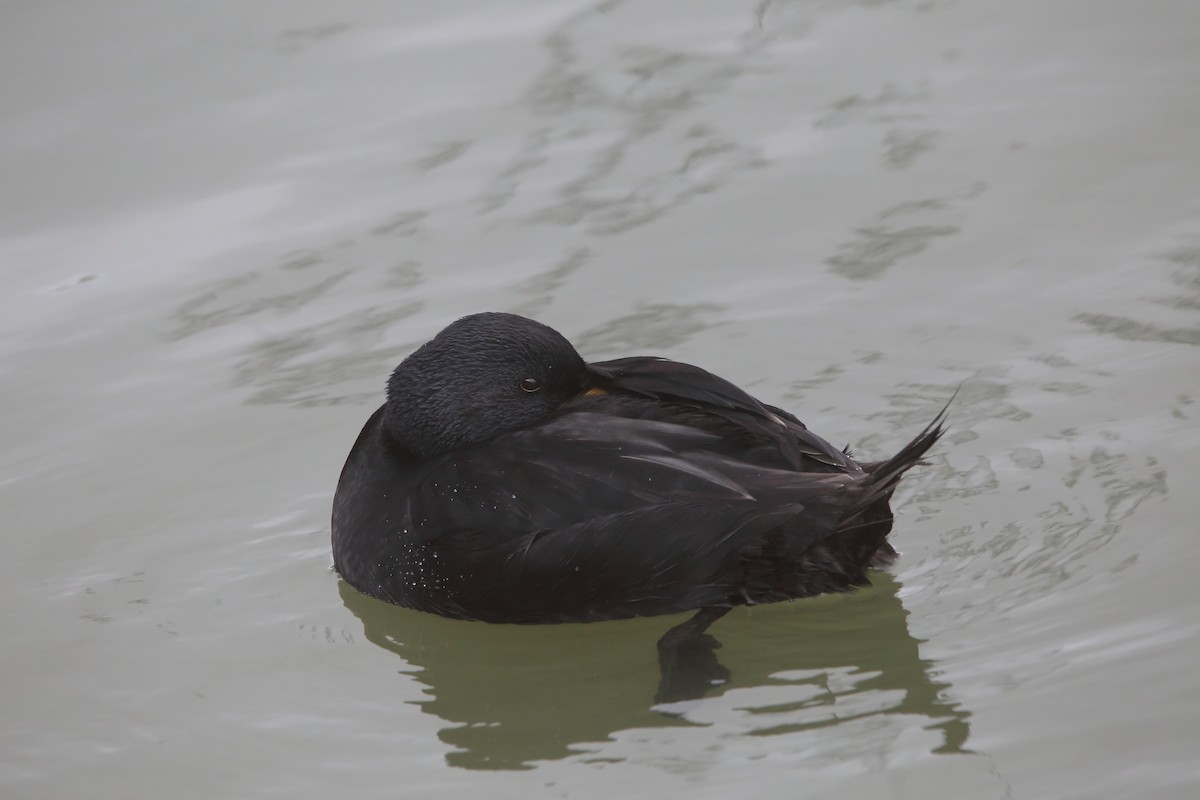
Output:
[821, 397, 952, 577]
[843, 392, 954, 527]
[865, 406, 947, 499]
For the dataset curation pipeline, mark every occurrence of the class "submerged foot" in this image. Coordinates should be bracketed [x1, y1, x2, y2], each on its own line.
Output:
[655, 606, 732, 704]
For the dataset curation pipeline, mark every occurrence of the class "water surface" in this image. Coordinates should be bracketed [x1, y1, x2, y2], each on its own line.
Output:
[3, 1, 1199, 798]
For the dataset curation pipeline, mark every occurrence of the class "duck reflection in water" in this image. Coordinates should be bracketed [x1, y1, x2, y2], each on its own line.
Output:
[340, 572, 969, 770]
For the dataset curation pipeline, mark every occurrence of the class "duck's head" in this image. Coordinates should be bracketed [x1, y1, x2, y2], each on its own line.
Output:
[383, 312, 589, 457]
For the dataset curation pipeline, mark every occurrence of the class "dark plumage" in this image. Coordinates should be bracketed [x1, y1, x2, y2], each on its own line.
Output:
[332, 312, 945, 624]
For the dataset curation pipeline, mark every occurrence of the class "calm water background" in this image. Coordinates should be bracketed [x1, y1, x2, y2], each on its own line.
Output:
[3, 1, 1199, 798]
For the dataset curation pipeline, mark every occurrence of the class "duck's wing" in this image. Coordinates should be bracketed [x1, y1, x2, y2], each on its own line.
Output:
[586, 356, 856, 472]
[390, 412, 875, 622]
[420, 413, 854, 530]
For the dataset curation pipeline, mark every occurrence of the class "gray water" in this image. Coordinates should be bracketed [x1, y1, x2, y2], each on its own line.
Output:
[3, 1, 1199, 798]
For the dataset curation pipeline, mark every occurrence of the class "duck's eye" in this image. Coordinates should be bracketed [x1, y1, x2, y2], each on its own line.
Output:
[520, 377, 542, 393]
